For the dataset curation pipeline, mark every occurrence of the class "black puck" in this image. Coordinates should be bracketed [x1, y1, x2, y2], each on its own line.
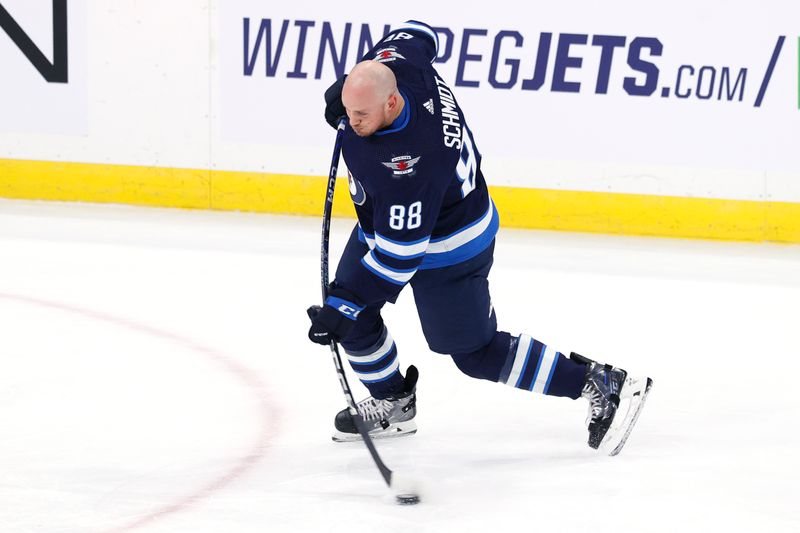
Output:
[396, 494, 420, 505]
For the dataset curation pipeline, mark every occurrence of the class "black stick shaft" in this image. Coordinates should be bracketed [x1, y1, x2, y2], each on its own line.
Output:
[321, 120, 393, 486]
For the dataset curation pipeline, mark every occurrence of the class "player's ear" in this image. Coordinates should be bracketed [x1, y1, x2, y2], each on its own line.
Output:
[386, 92, 398, 111]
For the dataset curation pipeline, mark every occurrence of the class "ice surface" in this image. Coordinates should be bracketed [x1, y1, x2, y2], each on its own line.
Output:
[0, 199, 798, 533]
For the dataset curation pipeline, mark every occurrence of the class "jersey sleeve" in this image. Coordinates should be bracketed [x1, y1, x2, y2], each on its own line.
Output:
[353, 201, 375, 248]
[362, 20, 440, 66]
[335, 165, 447, 307]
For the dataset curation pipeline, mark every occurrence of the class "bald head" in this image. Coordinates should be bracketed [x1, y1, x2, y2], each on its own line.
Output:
[345, 60, 397, 102]
[342, 61, 404, 137]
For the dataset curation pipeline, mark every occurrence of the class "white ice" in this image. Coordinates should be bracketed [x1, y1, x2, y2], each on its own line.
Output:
[0, 198, 798, 533]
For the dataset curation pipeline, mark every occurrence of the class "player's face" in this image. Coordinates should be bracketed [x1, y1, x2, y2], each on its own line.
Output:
[342, 85, 397, 137]
[344, 99, 391, 137]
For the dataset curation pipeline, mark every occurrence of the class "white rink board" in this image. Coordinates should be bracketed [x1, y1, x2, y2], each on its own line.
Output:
[1, 0, 799, 201]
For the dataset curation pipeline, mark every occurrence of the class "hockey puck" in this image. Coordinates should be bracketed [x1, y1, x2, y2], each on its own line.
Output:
[391, 472, 421, 505]
[395, 494, 420, 505]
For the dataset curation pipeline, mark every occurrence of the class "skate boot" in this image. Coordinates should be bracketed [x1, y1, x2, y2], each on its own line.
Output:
[571, 353, 653, 456]
[332, 366, 418, 442]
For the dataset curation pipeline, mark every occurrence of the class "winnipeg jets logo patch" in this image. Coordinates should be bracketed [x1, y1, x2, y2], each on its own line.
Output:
[374, 46, 406, 63]
[348, 171, 367, 205]
[382, 155, 421, 177]
[423, 99, 435, 114]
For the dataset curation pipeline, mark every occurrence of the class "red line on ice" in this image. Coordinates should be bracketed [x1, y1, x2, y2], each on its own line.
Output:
[0, 292, 281, 532]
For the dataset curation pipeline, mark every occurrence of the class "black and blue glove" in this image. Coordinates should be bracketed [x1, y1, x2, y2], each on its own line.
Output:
[307, 287, 364, 345]
[324, 75, 347, 129]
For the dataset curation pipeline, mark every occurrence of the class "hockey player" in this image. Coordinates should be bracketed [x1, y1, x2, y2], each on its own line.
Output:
[306, 20, 652, 455]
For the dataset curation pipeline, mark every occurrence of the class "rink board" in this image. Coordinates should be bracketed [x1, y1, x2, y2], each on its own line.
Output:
[1, 1, 798, 243]
[1, 158, 798, 243]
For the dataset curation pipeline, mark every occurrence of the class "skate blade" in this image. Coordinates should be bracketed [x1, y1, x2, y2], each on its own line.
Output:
[599, 376, 653, 456]
[331, 421, 417, 443]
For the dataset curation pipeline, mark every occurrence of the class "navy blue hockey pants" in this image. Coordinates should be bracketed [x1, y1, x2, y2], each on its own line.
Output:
[335, 225, 585, 401]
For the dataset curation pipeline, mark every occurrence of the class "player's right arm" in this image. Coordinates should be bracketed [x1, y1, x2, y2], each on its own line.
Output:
[364, 20, 439, 66]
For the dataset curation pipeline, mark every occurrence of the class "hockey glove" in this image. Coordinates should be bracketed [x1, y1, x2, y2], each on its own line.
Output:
[307, 287, 364, 345]
[324, 75, 347, 129]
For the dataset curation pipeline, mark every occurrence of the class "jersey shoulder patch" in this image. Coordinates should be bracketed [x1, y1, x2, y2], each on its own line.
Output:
[374, 46, 406, 63]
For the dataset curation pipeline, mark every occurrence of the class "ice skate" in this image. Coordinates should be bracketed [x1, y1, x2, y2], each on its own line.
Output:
[332, 366, 418, 442]
[572, 353, 653, 456]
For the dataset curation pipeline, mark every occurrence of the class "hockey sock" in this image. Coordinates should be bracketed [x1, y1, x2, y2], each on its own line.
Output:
[498, 334, 585, 399]
[342, 326, 405, 399]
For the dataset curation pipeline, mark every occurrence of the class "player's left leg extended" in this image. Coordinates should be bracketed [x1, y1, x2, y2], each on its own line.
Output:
[410, 240, 652, 454]
[411, 241, 584, 401]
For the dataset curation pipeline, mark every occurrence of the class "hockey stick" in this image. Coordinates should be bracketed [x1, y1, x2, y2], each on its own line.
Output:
[319, 119, 420, 505]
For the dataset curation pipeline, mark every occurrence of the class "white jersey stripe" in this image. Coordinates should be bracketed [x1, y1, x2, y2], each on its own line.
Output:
[426, 200, 494, 254]
[358, 224, 376, 249]
[362, 251, 417, 284]
[396, 21, 439, 56]
[374, 232, 430, 258]
[505, 334, 532, 387]
[531, 345, 558, 394]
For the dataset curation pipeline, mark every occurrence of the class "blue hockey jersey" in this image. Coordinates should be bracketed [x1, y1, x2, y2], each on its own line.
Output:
[336, 20, 499, 307]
